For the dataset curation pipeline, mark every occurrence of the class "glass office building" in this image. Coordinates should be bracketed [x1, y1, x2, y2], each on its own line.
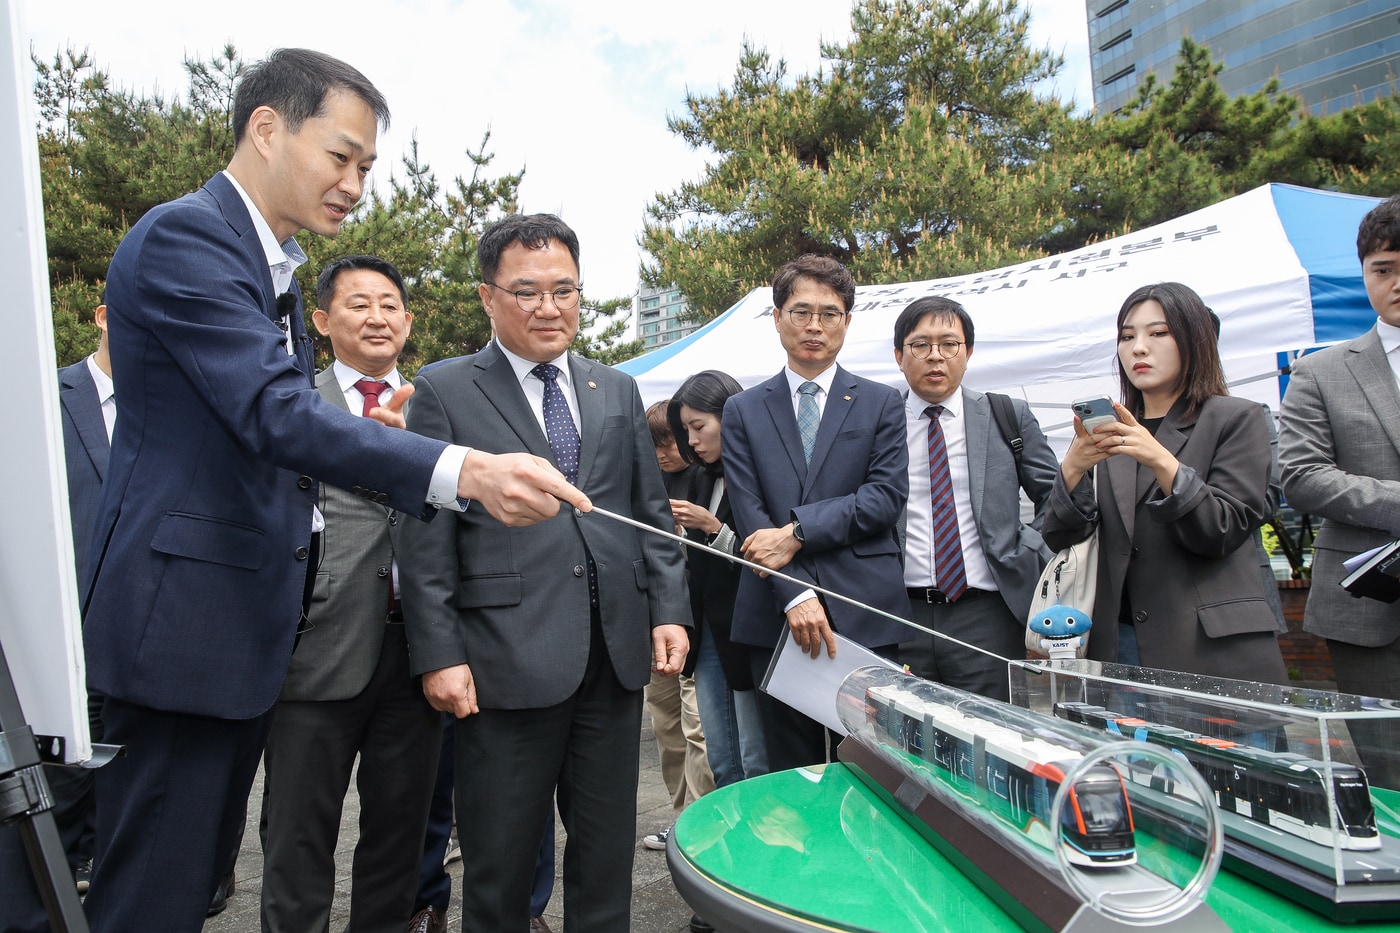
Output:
[1087, 0, 1399, 115]
[634, 284, 700, 351]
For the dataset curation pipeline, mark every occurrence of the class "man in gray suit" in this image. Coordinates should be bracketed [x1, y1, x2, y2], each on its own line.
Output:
[397, 214, 689, 932]
[259, 256, 441, 932]
[893, 297, 1058, 702]
[1281, 194, 1400, 787]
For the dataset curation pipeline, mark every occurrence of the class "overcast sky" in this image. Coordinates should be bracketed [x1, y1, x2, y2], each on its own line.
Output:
[22, 0, 1093, 300]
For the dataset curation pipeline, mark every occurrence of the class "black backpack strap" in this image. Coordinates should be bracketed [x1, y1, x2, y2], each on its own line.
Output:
[986, 392, 1024, 480]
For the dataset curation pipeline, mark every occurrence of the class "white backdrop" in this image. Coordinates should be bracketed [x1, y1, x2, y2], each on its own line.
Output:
[0, 0, 90, 763]
[622, 185, 1380, 457]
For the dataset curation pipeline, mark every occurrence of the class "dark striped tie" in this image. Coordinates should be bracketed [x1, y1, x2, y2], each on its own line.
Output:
[926, 405, 966, 601]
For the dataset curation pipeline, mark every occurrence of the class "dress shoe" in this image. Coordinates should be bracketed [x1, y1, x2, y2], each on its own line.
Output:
[407, 905, 446, 933]
[529, 916, 555, 933]
[690, 913, 716, 932]
[206, 868, 236, 917]
[74, 858, 92, 895]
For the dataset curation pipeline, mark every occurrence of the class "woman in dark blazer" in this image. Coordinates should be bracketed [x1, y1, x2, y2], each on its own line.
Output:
[669, 371, 768, 784]
[1042, 282, 1288, 683]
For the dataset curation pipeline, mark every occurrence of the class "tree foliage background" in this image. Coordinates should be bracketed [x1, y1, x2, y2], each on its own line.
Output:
[642, 0, 1400, 321]
[35, 46, 639, 372]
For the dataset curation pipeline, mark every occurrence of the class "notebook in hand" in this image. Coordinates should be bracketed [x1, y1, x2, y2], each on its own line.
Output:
[1341, 538, 1400, 603]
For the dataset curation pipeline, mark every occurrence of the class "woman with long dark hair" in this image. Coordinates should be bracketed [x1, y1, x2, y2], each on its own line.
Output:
[668, 371, 768, 784]
[1042, 282, 1287, 682]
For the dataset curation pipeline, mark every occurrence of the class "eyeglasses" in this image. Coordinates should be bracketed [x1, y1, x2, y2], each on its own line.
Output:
[485, 282, 583, 313]
[903, 339, 966, 360]
[781, 306, 848, 329]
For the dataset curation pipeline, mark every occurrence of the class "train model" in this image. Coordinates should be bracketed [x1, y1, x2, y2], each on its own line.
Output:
[1056, 702, 1379, 852]
[865, 684, 1136, 868]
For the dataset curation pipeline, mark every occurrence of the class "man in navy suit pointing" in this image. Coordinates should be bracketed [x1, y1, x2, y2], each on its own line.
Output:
[82, 49, 585, 931]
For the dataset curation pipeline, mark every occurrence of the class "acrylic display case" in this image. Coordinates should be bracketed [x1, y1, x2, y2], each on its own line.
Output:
[1008, 658, 1400, 922]
[835, 667, 1229, 931]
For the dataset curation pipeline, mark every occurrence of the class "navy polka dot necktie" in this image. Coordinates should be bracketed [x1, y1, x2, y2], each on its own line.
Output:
[532, 363, 580, 485]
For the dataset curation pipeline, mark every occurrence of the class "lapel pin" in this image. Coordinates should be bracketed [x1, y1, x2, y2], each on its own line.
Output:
[843, 395, 852, 401]
[588, 381, 598, 389]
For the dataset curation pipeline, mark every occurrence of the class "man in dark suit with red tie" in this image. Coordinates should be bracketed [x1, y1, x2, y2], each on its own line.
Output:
[83, 51, 584, 931]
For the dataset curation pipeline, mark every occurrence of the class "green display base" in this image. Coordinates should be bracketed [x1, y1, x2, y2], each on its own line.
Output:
[669, 763, 1400, 932]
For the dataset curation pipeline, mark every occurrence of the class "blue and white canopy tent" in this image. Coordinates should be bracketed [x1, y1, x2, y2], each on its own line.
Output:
[620, 184, 1383, 456]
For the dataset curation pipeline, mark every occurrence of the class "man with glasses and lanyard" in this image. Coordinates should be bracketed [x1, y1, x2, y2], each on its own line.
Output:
[721, 254, 910, 773]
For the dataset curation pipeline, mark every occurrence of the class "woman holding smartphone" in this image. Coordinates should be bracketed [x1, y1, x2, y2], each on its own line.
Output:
[1043, 282, 1288, 682]
[668, 371, 768, 785]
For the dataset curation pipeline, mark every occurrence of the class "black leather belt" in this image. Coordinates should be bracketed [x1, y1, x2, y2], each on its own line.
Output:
[906, 586, 993, 605]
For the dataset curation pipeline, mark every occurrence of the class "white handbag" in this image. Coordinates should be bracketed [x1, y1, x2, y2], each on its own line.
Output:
[1024, 531, 1099, 656]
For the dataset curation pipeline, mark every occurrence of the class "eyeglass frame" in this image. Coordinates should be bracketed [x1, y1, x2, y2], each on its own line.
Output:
[902, 339, 966, 360]
[777, 305, 850, 329]
[484, 281, 584, 313]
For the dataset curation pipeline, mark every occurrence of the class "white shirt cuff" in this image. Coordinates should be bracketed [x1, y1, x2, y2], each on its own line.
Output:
[428, 445, 472, 511]
[784, 589, 817, 613]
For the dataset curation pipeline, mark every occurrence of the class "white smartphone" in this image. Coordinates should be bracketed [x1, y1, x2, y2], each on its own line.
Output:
[1071, 395, 1120, 433]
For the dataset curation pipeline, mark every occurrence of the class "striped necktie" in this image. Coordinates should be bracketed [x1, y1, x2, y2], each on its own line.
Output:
[926, 405, 966, 601]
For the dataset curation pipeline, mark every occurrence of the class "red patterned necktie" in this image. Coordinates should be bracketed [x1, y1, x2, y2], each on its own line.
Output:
[354, 378, 390, 418]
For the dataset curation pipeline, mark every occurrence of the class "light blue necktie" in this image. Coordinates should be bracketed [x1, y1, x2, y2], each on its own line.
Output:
[797, 381, 821, 464]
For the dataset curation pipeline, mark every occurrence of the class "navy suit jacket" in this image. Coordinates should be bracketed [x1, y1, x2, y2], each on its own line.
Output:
[85, 173, 449, 719]
[59, 359, 108, 595]
[721, 365, 910, 651]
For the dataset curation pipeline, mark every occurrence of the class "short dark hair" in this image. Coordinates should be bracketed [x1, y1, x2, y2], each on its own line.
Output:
[772, 255, 855, 315]
[1357, 195, 1400, 262]
[645, 400, 675, 448]
[668, 370, 744, 473]
[477, 214, 581, 284]
[316, 255, 408, 309]
[232, 48, 389, 146]
[892, 296, 976, 351]
[1115, 282, 1227, 420]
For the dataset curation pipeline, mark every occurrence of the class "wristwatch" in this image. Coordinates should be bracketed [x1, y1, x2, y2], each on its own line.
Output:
[791, 518, 805, 544]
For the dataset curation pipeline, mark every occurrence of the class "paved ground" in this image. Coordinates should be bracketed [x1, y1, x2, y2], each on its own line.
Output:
[203, 716, 695, 932]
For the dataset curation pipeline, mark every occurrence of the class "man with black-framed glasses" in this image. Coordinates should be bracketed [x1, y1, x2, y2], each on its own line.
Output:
[720, 254, 910, 773]
[892, 296, 1058, 703]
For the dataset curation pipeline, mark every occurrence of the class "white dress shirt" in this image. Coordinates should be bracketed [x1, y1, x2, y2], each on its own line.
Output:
[1378, 319, 1400, 391]
[902, 388, 997, 594]
[86, 354, 116, 443]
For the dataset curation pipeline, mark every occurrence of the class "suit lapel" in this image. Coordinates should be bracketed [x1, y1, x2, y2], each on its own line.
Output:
[805, 367, 856, 487]
[1136, 398, 1193, 503]
[962, 389, 989, 519]
[1348, 331, 1400, 456]
[472, 344, 554, 461]
[570, 355, 604, 486]
[761, 374, 808, 481]
[60, 365, 110, 481]
[315, 366, 348, 409]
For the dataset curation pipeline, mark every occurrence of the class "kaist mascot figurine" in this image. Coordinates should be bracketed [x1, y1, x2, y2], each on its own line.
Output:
[1026, 605, 1092, 661]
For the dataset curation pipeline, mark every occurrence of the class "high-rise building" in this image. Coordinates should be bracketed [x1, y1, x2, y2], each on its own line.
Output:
[1086, 0, 1399, 115]
[634, 283, 700, 351]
